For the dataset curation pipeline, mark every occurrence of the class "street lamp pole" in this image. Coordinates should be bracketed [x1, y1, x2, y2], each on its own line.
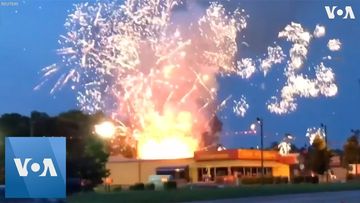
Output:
[257, 117, 264, 185]
[351, 129, 359, 176]
[321, 123, 329, 183]
[321, 124, 328, 150]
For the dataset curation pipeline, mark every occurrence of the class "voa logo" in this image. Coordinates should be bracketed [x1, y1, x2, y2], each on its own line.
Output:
[5, 137, 66, 198]
[14, 158, 57, 177]
[325, 6, 355, 19]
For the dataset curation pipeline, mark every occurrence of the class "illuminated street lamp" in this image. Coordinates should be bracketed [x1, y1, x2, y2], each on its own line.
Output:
[95, 121, 116, 139]
[256, 117, 264, 185]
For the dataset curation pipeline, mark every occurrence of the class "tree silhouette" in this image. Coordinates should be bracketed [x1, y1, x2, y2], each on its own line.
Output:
[269, 141, 279, 150]
[308, 136, 332, 175]
[343, 130, 360, 172]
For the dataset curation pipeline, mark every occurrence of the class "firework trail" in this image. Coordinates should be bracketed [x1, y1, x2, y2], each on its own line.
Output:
[37, 0, 341, 159]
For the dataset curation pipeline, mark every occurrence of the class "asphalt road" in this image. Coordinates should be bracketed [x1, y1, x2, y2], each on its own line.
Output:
[187, 190, 360, 203]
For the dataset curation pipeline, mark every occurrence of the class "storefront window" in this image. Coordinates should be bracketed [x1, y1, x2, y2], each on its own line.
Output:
[215, 167, 228, 176]
[197, 168, 208, 181]
[265, 167, 273, 176]
[245, 167, 251, 176]
[230, 167, 244, 177]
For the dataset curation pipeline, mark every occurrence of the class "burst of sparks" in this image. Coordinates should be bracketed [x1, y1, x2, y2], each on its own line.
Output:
[278, 134, 294, 156]
[267, 23, 338, 114]
[328, 39, 342, 51]
[322, 55, 332, 60]
[236, 58, 256, 79]
[39, 0, 250, 159]
[260, 45, 286, 75]
[38, 0, 341, 159]
[313, 24, 325, 38]
[278, 141, 291, 156]
[233, 96, 249, 117]
[306, 127, 325, 145]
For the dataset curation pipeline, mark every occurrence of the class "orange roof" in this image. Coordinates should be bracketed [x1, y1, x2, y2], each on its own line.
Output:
[194, 149, 298, 165]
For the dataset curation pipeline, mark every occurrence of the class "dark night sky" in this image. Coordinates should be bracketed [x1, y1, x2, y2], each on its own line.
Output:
[0, 0, 359, 149]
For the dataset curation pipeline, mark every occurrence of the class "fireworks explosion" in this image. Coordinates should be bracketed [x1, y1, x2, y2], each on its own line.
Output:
[36, 0, 341, 159]
[278, 134, 294, 156]
[233, 95, 249, 117]
[306, 127, 326, 145]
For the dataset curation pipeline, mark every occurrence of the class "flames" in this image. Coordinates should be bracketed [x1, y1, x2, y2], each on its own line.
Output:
[136, 110, 198, 159]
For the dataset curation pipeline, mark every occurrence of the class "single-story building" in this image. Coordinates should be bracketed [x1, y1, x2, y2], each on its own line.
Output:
[106, 149, 298, 186]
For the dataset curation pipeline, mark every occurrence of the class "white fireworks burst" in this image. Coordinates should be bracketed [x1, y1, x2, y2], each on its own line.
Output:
[278, 134, 294, 156]
[278, 141, 291, 156]
[306, 127, 325, 145]
[260, 45, 286, 76]
[313, 24, 326, 38]
[327, 39, 342, 51]
[233, 96, 249, 117]
[236, 58, 256, 79]
[267, 23, 338, 114]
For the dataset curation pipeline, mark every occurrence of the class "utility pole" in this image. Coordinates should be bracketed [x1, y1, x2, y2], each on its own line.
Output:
[257, 117, 264, 185]
[351, 129, 360, 176]
[321, 123, 329, 183]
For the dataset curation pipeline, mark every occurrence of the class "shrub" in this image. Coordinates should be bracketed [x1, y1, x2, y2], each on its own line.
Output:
[274, 177, 282, 184]
[241, 177, 260, 185]
[292, 176, 318, 184]
[304, 176, 319, 184]
[164, 181, 177, 190]
[113, 185, 122, 192]
[310, 176, 319, 184]
[281, 176, 289, 184]
[145, 183, 155, 190]
[304, 176, 313, 183]
[346, 174, 360, 181]
[129, 182, 145, 191]
[347, 174, 354, 180]
[240, 176, 288, 185]
[292, 176, 304, 184]
[262, 177, 274, 184]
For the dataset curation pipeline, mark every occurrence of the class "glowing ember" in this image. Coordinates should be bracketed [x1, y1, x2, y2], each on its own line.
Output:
[95, 121, 116, 139]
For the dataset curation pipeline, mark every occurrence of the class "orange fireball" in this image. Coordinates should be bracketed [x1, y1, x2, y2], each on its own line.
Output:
[136, 110, 198, 160]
